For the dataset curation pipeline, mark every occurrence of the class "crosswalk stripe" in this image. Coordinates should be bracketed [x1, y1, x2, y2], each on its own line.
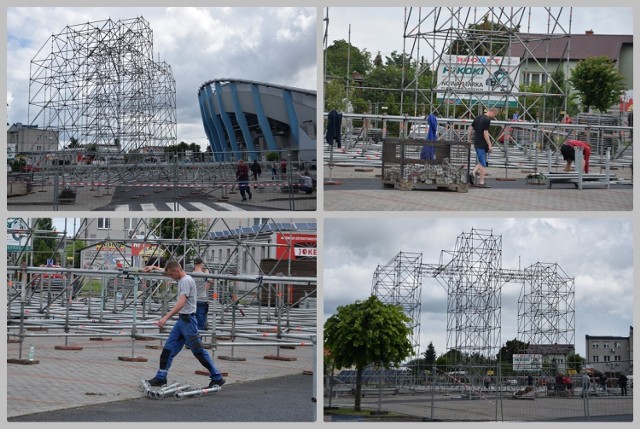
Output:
[189, 202, 218, 211]
[107, 201, 245, 212]
[140, 203, 160, 211]
[214, 202, 245, 211]
[108, 201, 245, 212]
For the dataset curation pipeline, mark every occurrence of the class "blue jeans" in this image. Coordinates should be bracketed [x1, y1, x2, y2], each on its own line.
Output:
[475, 148, 488, 167]
[238, 180, 252, 199]
[196, 302, 209, 331]
[155, 314, 222, 382]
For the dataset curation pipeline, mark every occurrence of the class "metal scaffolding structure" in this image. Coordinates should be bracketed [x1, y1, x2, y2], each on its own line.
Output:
[434, 229, 503, 361]
[518, 262, 575, 346]
[371, 251, 423, 356]
[371, 228, 575, 367]
[28, 16, 177, 152]
[6, 218, 317, 362]
[402, 7, 572, 120]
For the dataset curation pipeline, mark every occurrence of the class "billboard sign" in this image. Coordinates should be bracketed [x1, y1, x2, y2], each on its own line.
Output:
[7, 218, 32, 252]
[8, 143, 17, 160]
[275, 233, 317, 260]
[81, 241, 131, 269]
[436, 55, 520, 107]
[513, 354, 543, 371]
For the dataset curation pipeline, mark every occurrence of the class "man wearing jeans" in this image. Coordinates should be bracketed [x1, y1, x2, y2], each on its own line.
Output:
[236, 159, 252, 201]
[469, 107, 498, 188]
[145, 260, 225, 389]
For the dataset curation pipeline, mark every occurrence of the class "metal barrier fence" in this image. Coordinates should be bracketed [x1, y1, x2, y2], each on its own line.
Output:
[325, 363, 633, 421]
[7, 266, 317, 359]
[324, 113, 633, 173]
[7, 149, 317, 211]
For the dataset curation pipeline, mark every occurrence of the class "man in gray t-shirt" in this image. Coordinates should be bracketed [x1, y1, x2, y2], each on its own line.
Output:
[192, 257, 213, 331]
[144, 260, 225, 389]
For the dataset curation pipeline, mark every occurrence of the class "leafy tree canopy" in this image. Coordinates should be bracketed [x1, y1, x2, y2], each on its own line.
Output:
[324, 295, 413, 370]
[33, 218, 59, 266]
[569, 56, 627, 113]
[446, 17, 520, 56]
[497, 338, 530, 362]
[148, 218, 203, 261]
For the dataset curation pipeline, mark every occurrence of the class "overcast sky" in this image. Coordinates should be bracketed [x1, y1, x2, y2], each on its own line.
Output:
[323, 218, 633, 358]
[6, 7, 317, 149]
[323, 6, 633, 61]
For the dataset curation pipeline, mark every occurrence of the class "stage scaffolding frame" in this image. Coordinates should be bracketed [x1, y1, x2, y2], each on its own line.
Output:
[6, 218, 317, 358]
[28, 16, 177, 152]
[371, 251, 423, 356]
[371, 228, 575, 373]
[402, 7, 573, 120]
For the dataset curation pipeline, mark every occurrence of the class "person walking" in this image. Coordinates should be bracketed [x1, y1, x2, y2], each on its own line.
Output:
[618, 373, 628, 396]
[250, 159, 262, 183]
[144, 260, 225, 389]
[581, 371, 591, 397]
[600, 375, 608, 394]
[192, 257, 213, 332]
[236, 159, 252, 201]
[468, 107, 498, 188]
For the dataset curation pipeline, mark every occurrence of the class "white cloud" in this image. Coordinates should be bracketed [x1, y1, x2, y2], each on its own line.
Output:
[6, 7, 317, 148]
[325, 7, 633, 61]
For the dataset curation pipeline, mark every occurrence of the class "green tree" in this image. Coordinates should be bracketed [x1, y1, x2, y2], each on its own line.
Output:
[569, 56, 627, 113]
[324, 78, 348, 112]
[67, 137, 81, 149]
[32, 218, 59, 266]
[423, 341, 437, 366]
[324, 39, 372, 81]
[496, 338, 529, 363]
[148, 218, 203, 261]
[446, 17, 520, 56]
[65, 239, 87, 268]
[324, 295, 413, 411]
[545, 69, 571, 120]
[566, 353, 586, 374]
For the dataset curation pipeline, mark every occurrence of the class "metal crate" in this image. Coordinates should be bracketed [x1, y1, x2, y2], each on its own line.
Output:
[381, 138, 472, 192]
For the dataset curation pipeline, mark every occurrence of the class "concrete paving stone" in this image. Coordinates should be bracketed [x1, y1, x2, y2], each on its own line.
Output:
[7, 334, 315, 418]
[323, 166, 632, 211]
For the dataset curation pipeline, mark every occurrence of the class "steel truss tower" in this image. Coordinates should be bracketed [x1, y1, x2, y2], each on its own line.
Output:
[28, 17, 177, 152]
[373, 229, 575, 368]
[435, 228, 503, 361]
[402, 7, 572, 120]
[371, 251, 423, 356]
[518, 262, 575, 346]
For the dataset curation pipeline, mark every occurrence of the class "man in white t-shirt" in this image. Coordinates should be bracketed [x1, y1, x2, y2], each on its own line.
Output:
[144, 260, 225, 389]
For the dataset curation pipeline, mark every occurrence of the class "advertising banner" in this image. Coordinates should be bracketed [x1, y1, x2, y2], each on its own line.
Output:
[436, 55, 520, 107]
[513, 353, 543, 371]
[7, 218, 32, 252]
[275, 233, 317, 260]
